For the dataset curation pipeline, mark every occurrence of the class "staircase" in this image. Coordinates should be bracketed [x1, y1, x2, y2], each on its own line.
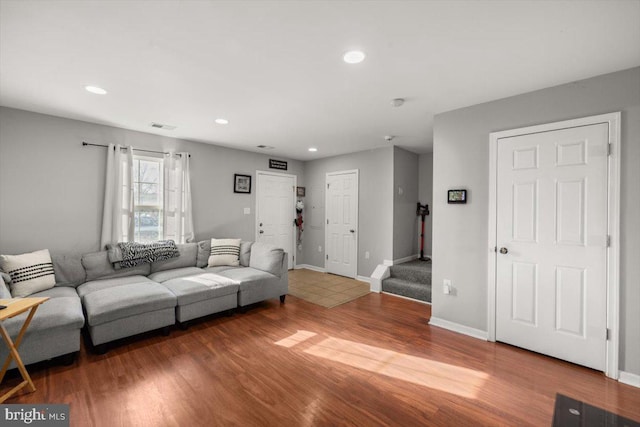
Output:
[382, 259, 432, 303]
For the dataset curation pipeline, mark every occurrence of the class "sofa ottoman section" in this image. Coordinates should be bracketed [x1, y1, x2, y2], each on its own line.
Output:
[217, 267, 285, 307]
[77, 276, 176, 348]
[161, 273, 240, 323]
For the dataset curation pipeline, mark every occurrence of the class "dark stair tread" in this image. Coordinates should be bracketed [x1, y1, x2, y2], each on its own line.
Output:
[382, 277, 431, 302]
[389, 261, 432, 283]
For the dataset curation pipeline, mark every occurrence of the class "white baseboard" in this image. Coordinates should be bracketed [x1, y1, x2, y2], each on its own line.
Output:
[428, 317, 488, 341]
[294, 264, 326, 273]
[382, 291, 431, 305]
[356, 275, 371, 284]
[619, 371, 640, 388]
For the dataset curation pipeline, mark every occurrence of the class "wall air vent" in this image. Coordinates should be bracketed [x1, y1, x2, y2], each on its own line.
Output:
[257, 145, 275, 149]
[150, 122, 176, 130]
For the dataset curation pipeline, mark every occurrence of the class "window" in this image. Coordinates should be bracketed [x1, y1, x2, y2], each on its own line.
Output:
[132, 155, 163, 242]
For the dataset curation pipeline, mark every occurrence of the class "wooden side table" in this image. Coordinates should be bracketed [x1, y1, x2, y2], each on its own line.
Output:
[0, 297, 48, 403]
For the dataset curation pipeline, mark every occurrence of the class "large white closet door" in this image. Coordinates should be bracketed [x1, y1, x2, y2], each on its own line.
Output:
[496, 123, 608, 370]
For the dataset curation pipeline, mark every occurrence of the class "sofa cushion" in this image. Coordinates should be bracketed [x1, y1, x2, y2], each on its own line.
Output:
[82, 251, 151, 282]
[52, 253, 86, 287]
[162, 273, 239, 306]
[239, 241, 253, 267]
[203, 265, 237, 275]
[77, 275, 152, 300]
[248, 243, 284, 277]
[2, 287, 84, 336]
[0, 249, 56, 297]
[217, 267, 280, 292]
[196, 240, 210, 268]
[148, 267, 204, 283]
[208, 238, 241, 267]
[0, 275, 12, 299]
[82, 281, 176, 326]
[150, 243, 197, 273]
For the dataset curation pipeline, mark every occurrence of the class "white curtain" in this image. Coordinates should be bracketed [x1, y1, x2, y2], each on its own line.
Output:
[100, 144, 134, 248]
[163, 152, 194, 243]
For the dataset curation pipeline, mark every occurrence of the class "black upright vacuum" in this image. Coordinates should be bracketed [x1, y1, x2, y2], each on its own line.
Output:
[416, 203, 430, 261]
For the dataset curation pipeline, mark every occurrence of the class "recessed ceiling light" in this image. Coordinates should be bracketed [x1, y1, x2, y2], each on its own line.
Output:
[308, 147, 318, 152]
[343, 50, 366, 64]
[85, 85, 107, 95]
[215, 118, 229, 125]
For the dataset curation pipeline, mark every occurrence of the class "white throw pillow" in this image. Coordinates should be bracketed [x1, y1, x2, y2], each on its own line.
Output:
[0, 249, 56, 297]
[208, 238, 241, 267]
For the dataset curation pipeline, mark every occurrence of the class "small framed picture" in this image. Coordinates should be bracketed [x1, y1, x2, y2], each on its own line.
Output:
[297, 186, 306, 197]
[448, 189, 467, 204]
[234, 174, 251, 194]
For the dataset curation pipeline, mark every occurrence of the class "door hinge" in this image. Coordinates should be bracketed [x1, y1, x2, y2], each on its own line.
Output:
[607, 235, 611, 247]
[607, 143, 612, 156]
[606, 328, 610, 340]
[327, 183, 330, 189]
[326, 254, 329, 260]
[327, 219, 329, 225]
[494, 246, 497, 253]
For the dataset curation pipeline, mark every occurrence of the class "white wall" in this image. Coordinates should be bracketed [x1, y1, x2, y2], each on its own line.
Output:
[432, 67, 640, 376]
[392, 146, 419, 261]
[302, 147, 393, 276]
[0, 107, 304, 255]
[418, 152, 433, 256]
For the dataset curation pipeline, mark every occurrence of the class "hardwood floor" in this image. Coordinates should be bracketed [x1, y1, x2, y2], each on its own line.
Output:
[3, 269, 640, 426]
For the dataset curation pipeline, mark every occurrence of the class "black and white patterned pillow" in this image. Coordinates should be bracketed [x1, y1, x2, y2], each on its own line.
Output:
[208, 238, 241, 267]
[0, 249, 56, 297]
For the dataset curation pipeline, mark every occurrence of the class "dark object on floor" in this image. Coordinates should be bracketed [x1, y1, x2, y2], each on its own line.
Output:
[382, 259, 432, 303]
[552, 394, 640, 427]
[416, 202, 430, 261]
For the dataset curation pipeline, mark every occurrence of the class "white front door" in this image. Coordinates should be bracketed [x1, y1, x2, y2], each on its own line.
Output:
[495, 123, 609, 371]
[325, 170, 358, 278]
[256, 171, 295, 269]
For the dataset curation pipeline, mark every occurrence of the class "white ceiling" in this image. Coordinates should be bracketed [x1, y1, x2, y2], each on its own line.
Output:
[1, 1, 639, 161]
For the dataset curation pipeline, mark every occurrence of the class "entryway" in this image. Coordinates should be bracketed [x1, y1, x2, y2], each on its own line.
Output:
[325, 170, 359, 278]
[488, 113, 620, 377]
[256, 171, 296, 269]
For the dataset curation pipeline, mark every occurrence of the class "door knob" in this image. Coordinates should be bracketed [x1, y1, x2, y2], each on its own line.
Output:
[259, 223, 263, 226]
[350, 229, 355, 233]
[499, 247, 508, 254]
[259, 230, 264, 234]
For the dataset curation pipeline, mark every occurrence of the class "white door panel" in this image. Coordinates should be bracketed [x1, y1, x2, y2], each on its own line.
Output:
[256, 172, 295, 269]
[325, 171, 358, 278]
[496, 123, 608, 371]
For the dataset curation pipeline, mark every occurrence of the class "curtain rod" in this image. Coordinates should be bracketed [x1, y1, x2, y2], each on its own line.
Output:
[82, 142, 189, 157]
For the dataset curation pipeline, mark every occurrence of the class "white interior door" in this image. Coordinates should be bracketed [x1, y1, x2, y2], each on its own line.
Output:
[495, 123, 609, 371]
[325, 170, 358, 278]
[256, 171, 295, 269]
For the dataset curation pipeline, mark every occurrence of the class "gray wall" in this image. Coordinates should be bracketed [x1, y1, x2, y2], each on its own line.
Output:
[392, 146, 419, 260]
[302, 147, 393, 276]
[432, 67, 640, 376]
[418, 152, 433, 256]
[0, 107, 303, 256]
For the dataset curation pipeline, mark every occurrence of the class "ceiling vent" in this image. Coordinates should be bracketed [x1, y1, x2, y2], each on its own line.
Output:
[150, 122, 176, 130]
[257, 145, 275, 149]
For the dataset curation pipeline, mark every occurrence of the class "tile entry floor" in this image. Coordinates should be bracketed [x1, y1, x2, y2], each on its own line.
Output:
[288, 268, 370, 308]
